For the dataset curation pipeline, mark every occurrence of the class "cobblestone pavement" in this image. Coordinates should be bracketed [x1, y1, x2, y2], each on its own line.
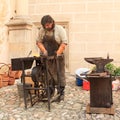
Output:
[0, 73, 120, 120]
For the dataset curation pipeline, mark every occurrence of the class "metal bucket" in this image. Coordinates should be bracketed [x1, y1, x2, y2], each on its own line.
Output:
[17, 83, 32, 98]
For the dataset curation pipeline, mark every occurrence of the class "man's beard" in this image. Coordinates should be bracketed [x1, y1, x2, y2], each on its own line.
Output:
[45, 28, 53, 31]
[45, 23, 55, 31]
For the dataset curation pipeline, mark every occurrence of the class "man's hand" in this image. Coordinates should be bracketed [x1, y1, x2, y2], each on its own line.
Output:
[43, 50, 48, 56]
[56, 43, 66, 56]
[36, 42, 48, 56]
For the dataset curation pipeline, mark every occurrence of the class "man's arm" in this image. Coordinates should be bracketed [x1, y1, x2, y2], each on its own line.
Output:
[56, 25, 68, 56]
[56, 43, 67, 56]
[36, 42, 47, 56]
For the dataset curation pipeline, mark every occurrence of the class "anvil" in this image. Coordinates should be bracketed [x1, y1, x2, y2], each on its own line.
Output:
[84, 57, 113, 73]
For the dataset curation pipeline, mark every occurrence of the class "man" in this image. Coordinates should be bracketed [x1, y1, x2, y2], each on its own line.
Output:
[36, 15, 68, 101]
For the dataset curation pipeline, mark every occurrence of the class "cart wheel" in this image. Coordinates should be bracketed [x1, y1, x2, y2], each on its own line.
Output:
[42, 80, 55, 98]
[31, 66, 55, 98]
[31, 66, 43, 83]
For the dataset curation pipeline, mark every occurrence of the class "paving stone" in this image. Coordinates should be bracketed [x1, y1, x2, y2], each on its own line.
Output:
[0, 73, 120, 120]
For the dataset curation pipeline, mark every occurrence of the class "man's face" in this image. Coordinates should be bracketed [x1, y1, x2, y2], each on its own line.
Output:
[44, 22, 53, 31]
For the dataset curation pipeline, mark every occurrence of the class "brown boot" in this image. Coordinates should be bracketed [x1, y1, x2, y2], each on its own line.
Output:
[59, 86, 65, 101]
[51, 86, 65, 102]
[55, 86, 65, 102]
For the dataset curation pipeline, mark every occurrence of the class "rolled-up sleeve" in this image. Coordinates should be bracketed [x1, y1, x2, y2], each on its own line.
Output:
[56, 25, 68, 45]
[36, 28, 44, 43]
[60, 27, 68, 44]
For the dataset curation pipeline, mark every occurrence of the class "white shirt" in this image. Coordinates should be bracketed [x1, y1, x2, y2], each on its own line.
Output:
[36, 24, 68, 44]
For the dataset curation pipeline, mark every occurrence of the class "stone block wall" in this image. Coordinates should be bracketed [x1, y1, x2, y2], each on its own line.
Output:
[0, 0, 10, 63]
[28, 0, 120, 73]
[1, 0, 120, 73]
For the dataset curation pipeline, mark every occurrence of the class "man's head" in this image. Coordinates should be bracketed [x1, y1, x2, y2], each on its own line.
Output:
[41, 15, 55, 31]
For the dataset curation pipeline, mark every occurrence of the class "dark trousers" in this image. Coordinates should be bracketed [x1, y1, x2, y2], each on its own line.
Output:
[47, 55, 66, 87]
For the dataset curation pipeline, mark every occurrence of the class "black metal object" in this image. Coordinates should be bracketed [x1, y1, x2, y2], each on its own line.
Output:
[31, 58, 55, 99]
[56, 56, 61, 95]
[11, 56, 59, 111]
[84, 57, 113, 73]
[11, 57, 34, 70]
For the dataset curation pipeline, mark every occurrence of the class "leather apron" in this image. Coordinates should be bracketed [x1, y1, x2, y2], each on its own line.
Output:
[42, 31, 66, 86]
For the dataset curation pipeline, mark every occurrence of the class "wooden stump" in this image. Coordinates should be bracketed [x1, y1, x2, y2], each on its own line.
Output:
[86, 75, 114, 114]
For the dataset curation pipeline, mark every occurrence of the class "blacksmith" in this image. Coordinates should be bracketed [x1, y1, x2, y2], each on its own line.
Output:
[36, 15, 68, 101]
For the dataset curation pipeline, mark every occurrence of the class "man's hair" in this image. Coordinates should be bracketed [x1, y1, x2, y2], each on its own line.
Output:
[41, 15, 55, 28]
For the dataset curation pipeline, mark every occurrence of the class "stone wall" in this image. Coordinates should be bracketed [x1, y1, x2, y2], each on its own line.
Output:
[1, 0, 120, 73]
[0, 0, 10, 63]
[28, 0, 120, 73]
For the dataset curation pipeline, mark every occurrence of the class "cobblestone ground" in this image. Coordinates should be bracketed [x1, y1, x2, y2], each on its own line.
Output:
[0, 73, 120, 120]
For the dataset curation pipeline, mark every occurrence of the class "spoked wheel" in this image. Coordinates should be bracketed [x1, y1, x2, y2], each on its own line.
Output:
[31, 66, 55, 99]
[38, 83, 55, 99]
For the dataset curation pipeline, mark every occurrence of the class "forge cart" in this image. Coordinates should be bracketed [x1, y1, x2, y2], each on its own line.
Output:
[11, 56, 61, 111]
